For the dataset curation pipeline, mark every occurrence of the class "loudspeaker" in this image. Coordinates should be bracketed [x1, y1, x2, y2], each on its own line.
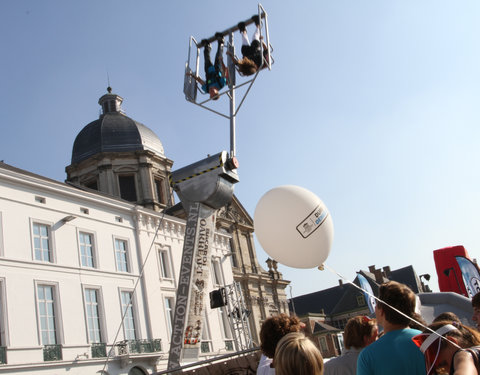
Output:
[210, 288, 226, 308]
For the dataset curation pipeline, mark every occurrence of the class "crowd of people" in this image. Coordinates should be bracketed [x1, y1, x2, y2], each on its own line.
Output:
[255, 281, 480, 375]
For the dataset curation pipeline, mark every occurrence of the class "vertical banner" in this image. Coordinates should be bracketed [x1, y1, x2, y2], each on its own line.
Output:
[167, 202, 217, 369]
[455, 256, 480, 298]
[357, 273, 376, 314]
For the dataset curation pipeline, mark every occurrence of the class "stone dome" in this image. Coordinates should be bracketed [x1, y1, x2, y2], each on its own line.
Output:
[71, 88, 164, 164]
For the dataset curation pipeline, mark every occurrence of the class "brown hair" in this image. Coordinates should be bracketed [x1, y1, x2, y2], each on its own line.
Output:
[432, 312, 461, 324]
[377, 281, 417, 326]
[237, 57, 257, 76]
[343, 316, 377, 349]
[259, 314, 302, 358]
[472, 292, 480, 309]
[426, 320, 480, 348]
[274, 332, 324, 375]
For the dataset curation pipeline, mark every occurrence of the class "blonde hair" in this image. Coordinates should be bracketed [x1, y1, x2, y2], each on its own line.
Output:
[274, 332, 324, 375]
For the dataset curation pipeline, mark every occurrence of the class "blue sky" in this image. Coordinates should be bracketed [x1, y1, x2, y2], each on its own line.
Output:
[2, 0, 480, 297]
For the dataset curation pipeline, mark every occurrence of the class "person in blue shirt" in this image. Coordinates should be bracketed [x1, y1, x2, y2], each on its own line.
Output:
[187, 33, 227, 100]
[356, 281, 426, 375]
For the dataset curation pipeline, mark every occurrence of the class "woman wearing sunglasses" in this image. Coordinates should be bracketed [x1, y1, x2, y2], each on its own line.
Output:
[413, 320, 480, 374]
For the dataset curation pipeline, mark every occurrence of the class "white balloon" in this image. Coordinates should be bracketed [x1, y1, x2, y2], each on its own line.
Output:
[254, 185, 334, 269]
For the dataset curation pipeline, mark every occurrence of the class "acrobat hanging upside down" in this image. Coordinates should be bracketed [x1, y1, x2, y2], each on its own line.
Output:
[229, 15, 269, 76]
[187, 33, 227, 100]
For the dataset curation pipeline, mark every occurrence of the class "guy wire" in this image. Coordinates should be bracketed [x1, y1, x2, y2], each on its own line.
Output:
[102, 208, 168, 373]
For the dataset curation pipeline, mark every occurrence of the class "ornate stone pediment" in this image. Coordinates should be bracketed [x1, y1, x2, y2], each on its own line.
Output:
[217, 195, 253, 228]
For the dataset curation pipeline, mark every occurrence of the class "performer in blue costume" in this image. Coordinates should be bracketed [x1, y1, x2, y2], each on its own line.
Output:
[187, 33, 227, 100]
[356, 281, 426, 375]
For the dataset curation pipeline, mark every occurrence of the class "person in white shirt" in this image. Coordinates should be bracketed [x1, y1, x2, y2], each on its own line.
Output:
[324, 315, 378, 375]
[256, 313, 303, 375]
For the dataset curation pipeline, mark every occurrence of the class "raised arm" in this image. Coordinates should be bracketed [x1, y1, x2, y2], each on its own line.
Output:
[226, 50, 240, 66]
[186, 72, 205, 86]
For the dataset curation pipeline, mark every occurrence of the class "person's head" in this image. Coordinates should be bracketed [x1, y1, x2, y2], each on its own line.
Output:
[237, 57, 257, 76]
[208, 86, 219, 100]
[343, 316, 378, 349]
[259, 313, 302, 359]
[432, 311, 461, 325]
[376, 281, 417, 326]
[472, 292, 480, 329]
[274, 332, 324, 375]
[413, 320, 480, 375]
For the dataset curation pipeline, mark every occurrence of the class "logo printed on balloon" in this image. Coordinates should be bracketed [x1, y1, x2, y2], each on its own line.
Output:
[296, 205, 328, 238]
[254, 185, 334, 269]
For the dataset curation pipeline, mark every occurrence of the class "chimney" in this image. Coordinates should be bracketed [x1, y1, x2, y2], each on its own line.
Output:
[368, 265, 376, 274]
[383, 266, 391, 277]
[339, 279, 343, 286]
[374, 269, 383, 284]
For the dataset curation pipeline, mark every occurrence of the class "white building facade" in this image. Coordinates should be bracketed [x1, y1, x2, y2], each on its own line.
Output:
[0, 88, 290, 374]
[0, 163, 236, 374]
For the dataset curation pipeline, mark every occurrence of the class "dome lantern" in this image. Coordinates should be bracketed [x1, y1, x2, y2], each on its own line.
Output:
[98, 86, 125, 115]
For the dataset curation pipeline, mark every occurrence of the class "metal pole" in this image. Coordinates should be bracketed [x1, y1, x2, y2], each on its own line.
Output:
[228, 32, 236, 158]
[289, 285, 296, 316]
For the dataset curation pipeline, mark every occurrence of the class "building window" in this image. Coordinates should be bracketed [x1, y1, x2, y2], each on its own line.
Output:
[114, 239, 129, 273]
[0, 212, 4, 257]
[84, 288, 103, 343]
[219, 307, 233, 347]
[229, 239, 238, 268]
[212, 258, 225, 287]
[356, 294, 366, 306]
[158, 247, 172, 279]
[79, 232, 95, 268]
[119, 175, 137, 202]
[319, 336, 328, 353]
[0, 278, 6, 349]
[154, 178, 166, 205]
[120, 291, 136, 340]
[37, 285, 58, 345]
[33, 223, 53, 262]
[201, 313, 212, 353]
[164, 297, 174, 336]
[336, 332, 345, 353]
[244, 234, 257, 273]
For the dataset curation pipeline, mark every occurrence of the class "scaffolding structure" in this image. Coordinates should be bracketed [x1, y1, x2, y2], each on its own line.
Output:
[224, 282, 254, 351]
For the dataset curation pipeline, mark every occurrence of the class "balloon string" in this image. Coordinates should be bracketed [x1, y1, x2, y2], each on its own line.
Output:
[321, 263, 461, 350]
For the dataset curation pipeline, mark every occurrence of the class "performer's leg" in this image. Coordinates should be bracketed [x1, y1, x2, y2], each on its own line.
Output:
[214, 34, 224, 69]
[202, 40, 213, 72]
[241, 31, 250, 46]
[252, 25, 261, 43]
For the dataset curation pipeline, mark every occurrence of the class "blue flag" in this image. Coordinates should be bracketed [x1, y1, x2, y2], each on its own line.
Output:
[357, 273, 376, 314]
[455, 256, 480, 298]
